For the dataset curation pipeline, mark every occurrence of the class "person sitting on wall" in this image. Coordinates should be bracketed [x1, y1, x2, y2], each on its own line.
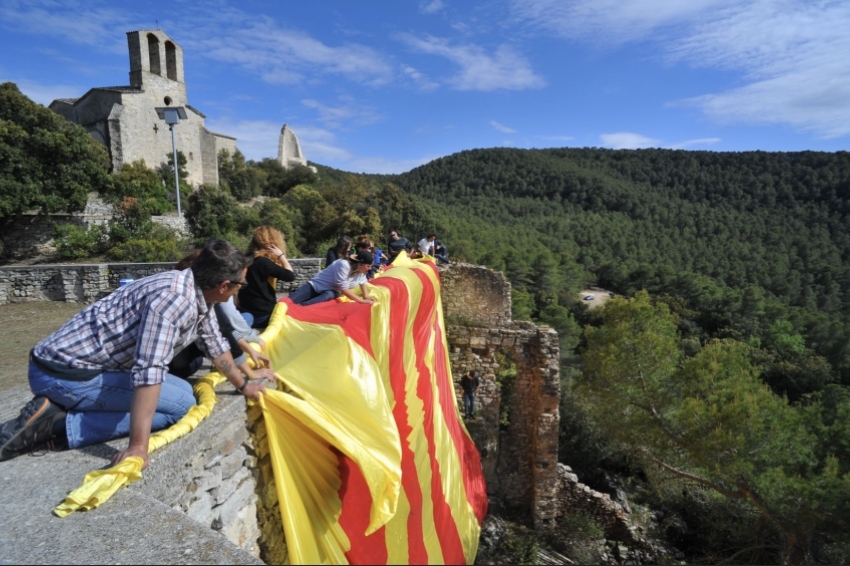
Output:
[386, 230, 410, 264]
[238, 226, 296, 330]
[433, 239, 450, 265]
[417, 233, 437, 258]
[460, 370, 480, 419]
[0, 240, 269, 467]
[325, 235, 353, 268]
[289, 250, 377, 307]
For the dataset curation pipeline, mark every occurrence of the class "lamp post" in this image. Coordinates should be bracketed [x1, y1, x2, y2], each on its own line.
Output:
[155, 106, 188, 216]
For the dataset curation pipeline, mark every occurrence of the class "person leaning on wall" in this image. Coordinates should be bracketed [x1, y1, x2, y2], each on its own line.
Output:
[0, 240, 269, 468]
[289, 250, 378, 307]
[237, 226, 296, 330]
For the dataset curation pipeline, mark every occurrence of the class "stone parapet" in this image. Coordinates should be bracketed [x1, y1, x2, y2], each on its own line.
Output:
[0, 259, 323, 305]
[0, 381, 263, 564]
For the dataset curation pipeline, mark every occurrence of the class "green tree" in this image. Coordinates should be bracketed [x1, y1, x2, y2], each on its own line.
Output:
[580, 292, 850, 562]
[218, 148, 261, 201]
[0, 82, 110, 222]
[184, 184, 239, 240]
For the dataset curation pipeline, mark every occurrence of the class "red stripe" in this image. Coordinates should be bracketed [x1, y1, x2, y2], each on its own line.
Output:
[336, 451, 389, 564]
[283, 298, 375, 357]
[371, 276, 429, 564]
[409, 269, 466, 564]
[433, 319, 488, 524]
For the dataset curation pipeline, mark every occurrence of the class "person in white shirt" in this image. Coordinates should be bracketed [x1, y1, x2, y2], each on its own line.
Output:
[289, 250, 377, 306]
[417, 233, 437, 257]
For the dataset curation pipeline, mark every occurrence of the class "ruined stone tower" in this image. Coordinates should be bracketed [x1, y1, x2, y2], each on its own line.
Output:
[49, 30, 236, 186]
[277, 125, 317, 172]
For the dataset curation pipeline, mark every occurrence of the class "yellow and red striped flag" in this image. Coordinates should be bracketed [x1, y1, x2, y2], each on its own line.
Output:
[258, 253, 487, 564]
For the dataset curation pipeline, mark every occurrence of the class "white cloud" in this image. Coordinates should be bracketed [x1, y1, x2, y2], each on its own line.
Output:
[0, 0, 134, 53]
[346, 155, 437, 174]
[600, 132, 660, 149]
[398, 34, 545, 91]
[301, 97, 382, 129]
[203, 118, 281, 161]
[510, 0, 726, 44]
[204, 118, 433, 173]
[401, 65, 440, 91]
[420, 0, 445, 14]
[669, 137, 721, 149]
[512, 0, 850, 138]
[490, 120, 517, 133]
[11, 78, 85, 106]
[185, 19, 394, 86]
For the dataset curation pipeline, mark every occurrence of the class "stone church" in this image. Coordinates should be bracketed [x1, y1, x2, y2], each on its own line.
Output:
[49, 30, 236, 187]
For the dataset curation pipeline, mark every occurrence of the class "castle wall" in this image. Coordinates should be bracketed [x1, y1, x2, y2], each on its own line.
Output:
[0, 259, 323, 305]
[441, 263, 561, 528]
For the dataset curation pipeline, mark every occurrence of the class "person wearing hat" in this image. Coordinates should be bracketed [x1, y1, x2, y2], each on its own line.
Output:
[289, 249, 378, 307]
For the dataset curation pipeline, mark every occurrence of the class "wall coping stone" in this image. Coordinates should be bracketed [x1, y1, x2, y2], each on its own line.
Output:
[0, 382, 262, 565]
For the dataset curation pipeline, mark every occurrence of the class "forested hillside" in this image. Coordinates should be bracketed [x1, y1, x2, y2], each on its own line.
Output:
[386, 148, 850, 562]
[387, 148, 850, 387]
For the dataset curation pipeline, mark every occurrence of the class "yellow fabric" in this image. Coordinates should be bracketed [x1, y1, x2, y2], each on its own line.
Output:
[257, 297, 403, 564]
[53, 372, 226, 517]
[53, 457, 144, 517]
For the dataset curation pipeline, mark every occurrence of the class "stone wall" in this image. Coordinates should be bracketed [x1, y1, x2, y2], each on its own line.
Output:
[0, 259, 323, 305]
[0, 380, 264, 564]
[0, 193, 113, 260]
[440, 263, 561, 529]
[136, 382, 263, 556]
[441, 262, 512, 327]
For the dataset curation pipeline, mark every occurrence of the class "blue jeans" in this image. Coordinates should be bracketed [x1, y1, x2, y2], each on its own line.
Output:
[289, 283, 339, 306]
[28, 362, 196, 449]
[463, 391, 475, 417]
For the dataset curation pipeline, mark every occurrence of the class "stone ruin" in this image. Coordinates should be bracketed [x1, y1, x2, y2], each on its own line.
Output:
[277, 125, 317, 173]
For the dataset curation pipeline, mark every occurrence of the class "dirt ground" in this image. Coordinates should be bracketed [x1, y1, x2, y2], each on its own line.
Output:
[0, 302, 84, 392]
[578, 288, 613, 309]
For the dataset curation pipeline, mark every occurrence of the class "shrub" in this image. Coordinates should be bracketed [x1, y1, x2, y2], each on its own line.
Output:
[53, 223, 108, 259]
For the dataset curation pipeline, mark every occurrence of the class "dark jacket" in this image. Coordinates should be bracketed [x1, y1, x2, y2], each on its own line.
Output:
[237, 256, 295, 317]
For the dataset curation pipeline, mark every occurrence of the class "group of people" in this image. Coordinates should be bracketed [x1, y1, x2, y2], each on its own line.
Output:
[386, 230, 450, 265]
[0, 225, 466, 467]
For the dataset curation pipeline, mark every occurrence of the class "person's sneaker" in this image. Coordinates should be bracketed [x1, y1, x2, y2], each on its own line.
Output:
[0, 397, 66, 461]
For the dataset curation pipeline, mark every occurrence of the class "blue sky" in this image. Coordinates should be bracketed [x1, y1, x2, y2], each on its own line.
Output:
[2, 0, 849, 173]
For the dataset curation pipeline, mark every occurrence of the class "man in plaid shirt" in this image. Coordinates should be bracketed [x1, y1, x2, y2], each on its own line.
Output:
[0, 240, 270, 468]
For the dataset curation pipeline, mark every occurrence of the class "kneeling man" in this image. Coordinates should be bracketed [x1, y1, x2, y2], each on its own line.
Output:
[0, 240, 267, 468]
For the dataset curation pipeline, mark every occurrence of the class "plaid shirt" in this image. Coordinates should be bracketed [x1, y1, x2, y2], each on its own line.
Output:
[32, 269, 229, 387]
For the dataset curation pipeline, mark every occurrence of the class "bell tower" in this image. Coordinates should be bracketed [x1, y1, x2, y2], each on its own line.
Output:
[127, 30, 185, 88]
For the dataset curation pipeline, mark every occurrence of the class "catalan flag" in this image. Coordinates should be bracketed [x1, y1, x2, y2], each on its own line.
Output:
[258, 253, 487, 564]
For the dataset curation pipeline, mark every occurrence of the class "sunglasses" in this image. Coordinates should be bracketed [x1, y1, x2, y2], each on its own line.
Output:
[228, 279, 249, 288]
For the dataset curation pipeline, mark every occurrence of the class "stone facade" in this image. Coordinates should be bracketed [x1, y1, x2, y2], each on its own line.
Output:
[0, 259, 323, 305]
[277, 124, 316, 173]
[49, 30, 236, 186]
[441, 263, 561, 529]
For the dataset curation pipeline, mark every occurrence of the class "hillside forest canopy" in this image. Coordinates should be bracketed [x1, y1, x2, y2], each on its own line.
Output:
[3, 83, 850, 563]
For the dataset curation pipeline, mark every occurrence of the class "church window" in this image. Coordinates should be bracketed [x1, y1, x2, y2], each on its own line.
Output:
[165, 41, 177, 80]
[147, 34, 161, 75]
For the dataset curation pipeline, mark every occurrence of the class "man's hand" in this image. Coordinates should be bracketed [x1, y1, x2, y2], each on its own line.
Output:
[112, 444, 149, 469]
[241, 381, 266, 401]
[252, 367, 276, 382]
